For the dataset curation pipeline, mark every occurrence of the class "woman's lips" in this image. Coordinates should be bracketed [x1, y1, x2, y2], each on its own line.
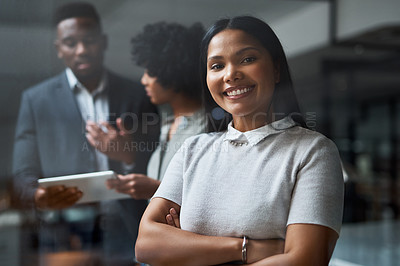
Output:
[223, 85, 255, 98]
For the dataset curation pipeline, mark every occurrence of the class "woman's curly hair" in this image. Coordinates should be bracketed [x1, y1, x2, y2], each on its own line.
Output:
[131, 22, 205, 101]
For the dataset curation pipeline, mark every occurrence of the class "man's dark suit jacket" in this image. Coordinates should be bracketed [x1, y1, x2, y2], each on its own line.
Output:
[12, 70, 159, 258]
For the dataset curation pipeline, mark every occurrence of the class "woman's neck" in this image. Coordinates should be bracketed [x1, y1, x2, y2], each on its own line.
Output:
[166, 94, 201, 141]
[232, 112, 273, 132]
[169, 94, 201, 118]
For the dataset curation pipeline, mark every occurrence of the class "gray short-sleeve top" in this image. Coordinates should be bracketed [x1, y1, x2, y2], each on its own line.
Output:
[153, 117, 344, 239]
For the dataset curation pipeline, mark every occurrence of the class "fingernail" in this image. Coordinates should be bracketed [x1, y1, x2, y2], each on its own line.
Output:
[170, 208, 176, 214]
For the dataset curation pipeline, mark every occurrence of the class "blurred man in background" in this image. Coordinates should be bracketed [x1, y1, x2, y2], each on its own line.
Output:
[12, 2, 158, 265]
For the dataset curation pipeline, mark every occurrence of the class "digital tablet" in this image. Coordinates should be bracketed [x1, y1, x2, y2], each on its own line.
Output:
[38, 171, 130, 204]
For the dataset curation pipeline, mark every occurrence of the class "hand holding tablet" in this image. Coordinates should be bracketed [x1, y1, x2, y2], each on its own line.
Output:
[35, 185, 83, 209]
[38, 171, 131, 204]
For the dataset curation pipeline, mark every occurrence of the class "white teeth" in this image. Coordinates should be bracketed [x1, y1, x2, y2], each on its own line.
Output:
[227, 87, 251, 96]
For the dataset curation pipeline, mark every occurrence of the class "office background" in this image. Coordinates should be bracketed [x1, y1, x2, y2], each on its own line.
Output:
[1, 0, 399, 265]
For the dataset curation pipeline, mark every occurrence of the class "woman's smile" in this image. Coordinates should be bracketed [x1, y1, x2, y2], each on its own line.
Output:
[206, 29, 279, 130]
[223, 85, 255, 98]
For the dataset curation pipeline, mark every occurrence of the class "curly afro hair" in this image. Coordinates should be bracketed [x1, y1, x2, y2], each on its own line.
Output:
[131, 22, 205, 101]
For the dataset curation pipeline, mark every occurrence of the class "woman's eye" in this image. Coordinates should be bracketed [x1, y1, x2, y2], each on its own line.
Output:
[210, 63, 224, 70]
[242, 57, 256, 63]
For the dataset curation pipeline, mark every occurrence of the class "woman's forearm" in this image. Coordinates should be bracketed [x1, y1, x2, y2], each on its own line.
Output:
[136, 198, 243, 265]
[136, 198, 286, 265]
[247, 224, 338, 266]
[136, 219, 242, 265]
[247, 253, 329, 266]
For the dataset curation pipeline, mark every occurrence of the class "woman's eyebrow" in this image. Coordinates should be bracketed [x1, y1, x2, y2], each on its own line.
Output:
[208, 47, 261, 61]
[236, 46, 261, 55]
[207, 55, 223, 61]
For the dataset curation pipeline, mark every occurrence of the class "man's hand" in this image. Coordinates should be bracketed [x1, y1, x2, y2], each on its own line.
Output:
[86, 118, 135, 164]
[106, 174, 160, 200]
[34, 185, 83, 210]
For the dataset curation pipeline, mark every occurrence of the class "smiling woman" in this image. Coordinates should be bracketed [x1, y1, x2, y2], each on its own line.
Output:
[135, 16, 344, 266]
[206, 29, 279, 131]
[200, 15, 306, 133]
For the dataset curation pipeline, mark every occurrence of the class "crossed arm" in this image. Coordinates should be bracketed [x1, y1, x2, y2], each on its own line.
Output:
[136, 197, 285, 265]
[136, 197, 338, 266]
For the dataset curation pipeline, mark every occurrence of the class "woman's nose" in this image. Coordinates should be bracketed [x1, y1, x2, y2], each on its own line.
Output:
[141, 73, 147, 85]
[223, 64, 242, 83]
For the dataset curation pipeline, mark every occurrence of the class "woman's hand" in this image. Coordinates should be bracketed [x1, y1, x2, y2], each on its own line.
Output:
[106, 174, 160, 200]
[166, 207, 181, 228]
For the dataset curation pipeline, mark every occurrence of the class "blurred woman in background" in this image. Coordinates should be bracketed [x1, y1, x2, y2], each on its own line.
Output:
[106, 22, 207, 200]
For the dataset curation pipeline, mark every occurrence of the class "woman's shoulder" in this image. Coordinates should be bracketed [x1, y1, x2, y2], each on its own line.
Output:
[284, 126, 339, 151]
[282, 127, 341, 166]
